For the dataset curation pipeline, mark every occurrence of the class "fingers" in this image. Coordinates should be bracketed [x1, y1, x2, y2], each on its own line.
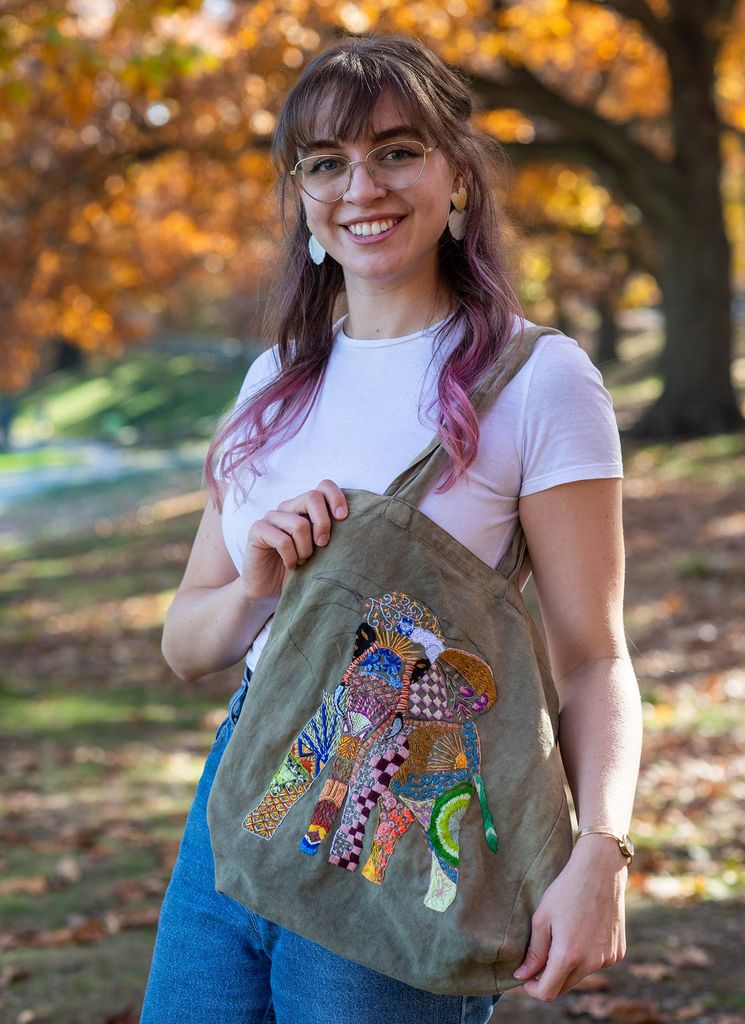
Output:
[516, 939, 620, 1003]
[276, 481, 347, 550]
[278, 480, 347, 526]
[262, 511, 315, 565]
[247, 518, 309, 572]
[316, 478, 349, 522]
[513, 914, 551, 984]
[252, 481, 349, 571]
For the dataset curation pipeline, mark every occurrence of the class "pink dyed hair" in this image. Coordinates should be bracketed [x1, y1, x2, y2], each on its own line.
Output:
[204, 35, 525, 510]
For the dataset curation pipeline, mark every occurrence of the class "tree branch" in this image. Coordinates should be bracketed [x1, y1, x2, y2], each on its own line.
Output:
[669, 0, 739, 30]
[469, 64, 681, 205]
[500, 138, 680, 225]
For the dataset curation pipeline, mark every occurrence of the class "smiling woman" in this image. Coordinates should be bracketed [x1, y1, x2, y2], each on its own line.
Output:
[286, 90, 457, 309]
[140, 33, 641, 1024]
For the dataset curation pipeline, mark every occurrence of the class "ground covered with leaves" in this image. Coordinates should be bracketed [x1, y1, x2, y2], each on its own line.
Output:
[1, 391, 744, 1022]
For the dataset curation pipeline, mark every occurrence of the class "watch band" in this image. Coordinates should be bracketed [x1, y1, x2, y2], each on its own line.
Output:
[575, 826, 634, 864]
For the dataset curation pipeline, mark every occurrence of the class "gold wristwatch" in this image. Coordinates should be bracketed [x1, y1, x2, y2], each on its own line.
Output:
[575, 826, 634, 865]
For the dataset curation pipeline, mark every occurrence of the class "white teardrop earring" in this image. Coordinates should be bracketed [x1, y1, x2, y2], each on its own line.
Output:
[308, 233, 326, 265]
[448, 185, 468, 241]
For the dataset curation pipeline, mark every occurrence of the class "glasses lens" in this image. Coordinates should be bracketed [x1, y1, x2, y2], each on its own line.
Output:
[368, 141, 425, 191]
[294, 141, 427, 202]
[295, 154, 350, 202]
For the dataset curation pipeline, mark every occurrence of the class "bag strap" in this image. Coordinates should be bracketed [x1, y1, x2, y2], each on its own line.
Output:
[383, 324, 562, 512]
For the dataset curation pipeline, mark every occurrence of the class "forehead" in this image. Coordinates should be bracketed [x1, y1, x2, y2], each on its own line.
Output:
[315, 91, 409, 139]
[296, 87, 426, 152]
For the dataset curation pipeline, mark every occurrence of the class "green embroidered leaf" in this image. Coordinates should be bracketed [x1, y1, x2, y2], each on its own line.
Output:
[474, 773, 499, 853]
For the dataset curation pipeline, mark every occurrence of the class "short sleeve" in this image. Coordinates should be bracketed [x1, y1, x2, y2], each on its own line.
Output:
[519, 335, 623, 497]
[214, 345, 280, 481]
[232, 345, 281, 409]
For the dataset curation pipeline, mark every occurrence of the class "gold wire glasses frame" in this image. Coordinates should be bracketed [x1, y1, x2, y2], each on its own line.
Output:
[290, 140, 436, 204]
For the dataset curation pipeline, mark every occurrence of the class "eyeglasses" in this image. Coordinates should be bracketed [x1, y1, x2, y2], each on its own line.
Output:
[290, 140, 435, 204]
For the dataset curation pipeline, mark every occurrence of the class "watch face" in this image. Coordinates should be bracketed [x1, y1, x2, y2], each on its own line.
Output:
[620, 835, 635, 858]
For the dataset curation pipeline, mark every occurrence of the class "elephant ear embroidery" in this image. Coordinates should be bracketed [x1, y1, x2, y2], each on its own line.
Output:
[241, 590, 500, 912]
[438, 648, 498, 721]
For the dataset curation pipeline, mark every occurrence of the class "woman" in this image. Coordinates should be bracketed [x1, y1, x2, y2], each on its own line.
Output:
[141, 35, 642, 1023]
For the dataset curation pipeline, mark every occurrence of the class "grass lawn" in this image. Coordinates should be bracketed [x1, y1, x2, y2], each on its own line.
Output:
[10, 344, 259, 446]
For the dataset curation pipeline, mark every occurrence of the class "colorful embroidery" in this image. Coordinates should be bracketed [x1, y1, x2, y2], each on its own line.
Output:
[429, 781, 473, 867]
[243, 689, 346, 839]
[361, 789, 416, 884]
[474, 773, 499, 853]
[243, 590, 500, 910]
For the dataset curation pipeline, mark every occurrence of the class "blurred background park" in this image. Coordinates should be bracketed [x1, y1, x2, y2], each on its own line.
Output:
[1, 1, 744, 1021]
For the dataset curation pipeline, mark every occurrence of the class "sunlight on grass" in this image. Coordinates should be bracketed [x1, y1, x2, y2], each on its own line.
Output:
[139, 489, 206, 522]
[4, 589, 176, 636]
[14, 349, 250, 443]
[41, 378, 114, 431]
[624, 434, 745, 484]
[1, 692, 187, 732]
[0, 447, 85, 473]
[640, 670, 745, 730]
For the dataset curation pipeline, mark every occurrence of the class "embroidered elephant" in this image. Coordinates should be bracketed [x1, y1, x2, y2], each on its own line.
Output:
[242, 591, 499, 911]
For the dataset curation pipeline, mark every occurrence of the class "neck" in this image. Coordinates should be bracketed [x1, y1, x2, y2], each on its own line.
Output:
[342, 263, 452, 341]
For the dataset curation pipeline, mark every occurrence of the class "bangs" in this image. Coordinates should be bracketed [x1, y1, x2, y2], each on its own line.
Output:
[273, 54, 441, 169]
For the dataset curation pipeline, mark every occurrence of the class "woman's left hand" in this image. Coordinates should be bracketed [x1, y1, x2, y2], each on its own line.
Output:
[510, 835, 628, 1001]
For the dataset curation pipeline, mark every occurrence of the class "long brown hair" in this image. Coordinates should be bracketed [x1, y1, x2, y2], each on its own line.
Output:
[205, 35, 524, 509]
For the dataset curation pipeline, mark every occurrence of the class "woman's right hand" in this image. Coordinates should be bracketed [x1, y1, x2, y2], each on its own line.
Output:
[240, 479, 349, 602]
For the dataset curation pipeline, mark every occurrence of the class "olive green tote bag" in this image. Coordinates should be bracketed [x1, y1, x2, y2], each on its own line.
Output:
[207, 324, 574, 996]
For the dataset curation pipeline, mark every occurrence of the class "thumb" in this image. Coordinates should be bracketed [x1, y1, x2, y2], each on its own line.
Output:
[513, 917, 551, 979]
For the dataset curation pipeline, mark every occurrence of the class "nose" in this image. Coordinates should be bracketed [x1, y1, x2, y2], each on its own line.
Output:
[343, 158, 387, 204]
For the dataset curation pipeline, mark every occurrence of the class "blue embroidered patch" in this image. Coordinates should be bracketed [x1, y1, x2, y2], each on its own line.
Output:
[360, 647, 404, 685]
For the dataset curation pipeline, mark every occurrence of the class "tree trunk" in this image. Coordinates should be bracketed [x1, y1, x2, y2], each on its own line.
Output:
[627, 30, 744, 438]
[596, 298, 619, 366]
[478, 4, 745, 438]
[556, 305, 573, 339]
[628, 215, 742, 438]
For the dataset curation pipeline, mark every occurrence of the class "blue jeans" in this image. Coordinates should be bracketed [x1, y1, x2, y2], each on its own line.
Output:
[140, 667, 503, 1023]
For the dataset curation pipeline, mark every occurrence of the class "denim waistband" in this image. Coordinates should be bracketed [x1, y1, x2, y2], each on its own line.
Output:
[212, 664, 253, 750]
[228, 664, 253, 724]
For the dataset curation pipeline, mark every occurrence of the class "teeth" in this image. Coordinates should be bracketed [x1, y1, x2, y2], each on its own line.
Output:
[346, 218, 398, 237]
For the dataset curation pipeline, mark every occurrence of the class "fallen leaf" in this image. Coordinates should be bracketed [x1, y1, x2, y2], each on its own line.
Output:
[103, 1009, 137, 1024]
[70, 918, 109, 944]
[110, 879, 150, 903]
[566, 994, 624, 1019]
[118, 907, 160, 929]
[566, 995, 662, 1022]
[0, 966, 31, 987]
[50, 855, 82, 886]
[0, 876, 48, 897]
[664, 945, 713, 968]
[628, 962, 675, 981]
[670, 1005, 708, 1021]
[609, 1002, 662, 1024]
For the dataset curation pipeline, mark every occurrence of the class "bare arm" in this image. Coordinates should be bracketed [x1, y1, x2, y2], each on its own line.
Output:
[510, 477, 643, 1001]
[161, 479, 349, 683]
[161, 488, 279, 682]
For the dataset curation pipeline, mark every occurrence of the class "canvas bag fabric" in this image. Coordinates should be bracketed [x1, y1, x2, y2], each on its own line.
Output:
[207, 324, 574, 996]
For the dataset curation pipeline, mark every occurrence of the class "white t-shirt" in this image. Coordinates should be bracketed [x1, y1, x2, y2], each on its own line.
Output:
[220, 315, 623, 671]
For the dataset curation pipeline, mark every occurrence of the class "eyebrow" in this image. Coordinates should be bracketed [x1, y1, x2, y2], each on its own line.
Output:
[300, 125, 426, 152]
